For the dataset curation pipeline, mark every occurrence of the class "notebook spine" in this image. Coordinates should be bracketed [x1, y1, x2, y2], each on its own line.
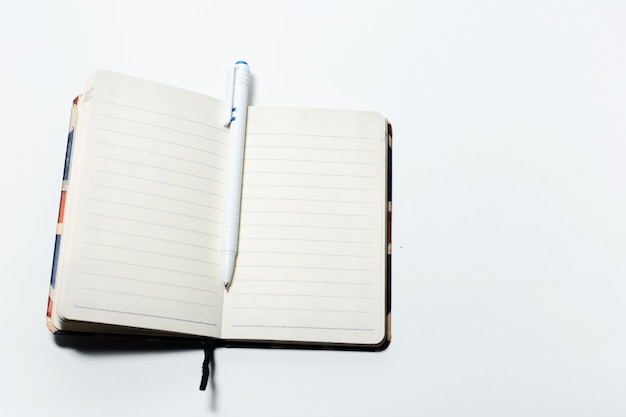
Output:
[47, 96, 80, 334]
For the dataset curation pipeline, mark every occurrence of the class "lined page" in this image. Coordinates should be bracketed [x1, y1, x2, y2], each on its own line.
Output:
[221, 107, 388, 345]
[55, 71, 227, 337]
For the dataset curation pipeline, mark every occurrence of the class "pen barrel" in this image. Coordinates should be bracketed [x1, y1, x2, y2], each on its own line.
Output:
[221, 122, 245, 251]
[221, 152, 243, 283]
[221, 62, 250, 256]
[221, 200, 241, 250]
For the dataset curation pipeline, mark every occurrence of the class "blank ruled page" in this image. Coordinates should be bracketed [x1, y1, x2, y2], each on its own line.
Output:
[55, 71, 227, 337]
[221, 107, 388, 345]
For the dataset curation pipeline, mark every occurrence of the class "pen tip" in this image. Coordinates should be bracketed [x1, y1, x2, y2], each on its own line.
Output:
[224, 283, 229, 291]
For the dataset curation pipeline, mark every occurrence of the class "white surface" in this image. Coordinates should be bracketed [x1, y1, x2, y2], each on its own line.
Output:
[2, 1, 626, 415]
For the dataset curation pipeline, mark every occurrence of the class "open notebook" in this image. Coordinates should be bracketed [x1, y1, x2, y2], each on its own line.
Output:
[47, 70, 391, 350]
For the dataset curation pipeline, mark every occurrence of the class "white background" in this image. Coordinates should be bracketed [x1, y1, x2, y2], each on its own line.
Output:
[2, 1, 626, 415]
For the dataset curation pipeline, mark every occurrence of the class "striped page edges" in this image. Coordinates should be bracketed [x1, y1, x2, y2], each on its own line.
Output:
[47, 96, 80, 333]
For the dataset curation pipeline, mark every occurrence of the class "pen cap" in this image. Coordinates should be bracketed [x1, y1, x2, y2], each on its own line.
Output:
[233, 61, 250, 88]
[223, 61, 250, 126]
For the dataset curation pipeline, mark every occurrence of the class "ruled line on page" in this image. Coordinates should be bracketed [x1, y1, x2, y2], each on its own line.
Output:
[246, 157, 373, 166]
[98, 113, 227, 146]
[101, 99, 225, 132]
[242, 196, 375, 204]
[242, 183, 374, 191]
[85, 226, 217, 250]
[93, 155, 226, 184]
[87, 198, 221, 225]
[91, 170, 223, 199]
[234, 278, 373, 286]
[88, 183, 223, 210]
[229, 324, 373, 331]
[81, 256, 218, 280]
[87, 212, 220, 237]
[77, 286, 218, 308]
[234, 264, 372, 272]
[232, 306, 373, 314]
[240, 223, 373, 231]
[78, 271, 217, 293]
[233, 292, 372, 300]
[240, 209, 374, 218]
[95, 140, 226, 172]
[73, 305, 218, 327]
[246, 144, 376, 153]
[82, 241, 216, 265]
[242, 170, 375, 178]
[100, 127, 225, 158]
[237, 236, 373, 244]
[237, 250, 373, 259]
[246, 132, 379, 140]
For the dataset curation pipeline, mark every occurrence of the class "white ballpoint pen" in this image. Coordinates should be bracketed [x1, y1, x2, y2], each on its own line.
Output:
[221, 61, 250, 290]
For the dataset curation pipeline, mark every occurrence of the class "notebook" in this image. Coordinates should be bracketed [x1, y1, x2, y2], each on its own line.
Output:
[47, 70, 391, 350]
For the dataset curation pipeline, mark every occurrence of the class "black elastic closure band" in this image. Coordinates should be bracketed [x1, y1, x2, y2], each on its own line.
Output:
[199, 341, 215, 391]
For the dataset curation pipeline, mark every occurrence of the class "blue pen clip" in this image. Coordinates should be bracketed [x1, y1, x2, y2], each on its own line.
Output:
[223, 65, 235, 127]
